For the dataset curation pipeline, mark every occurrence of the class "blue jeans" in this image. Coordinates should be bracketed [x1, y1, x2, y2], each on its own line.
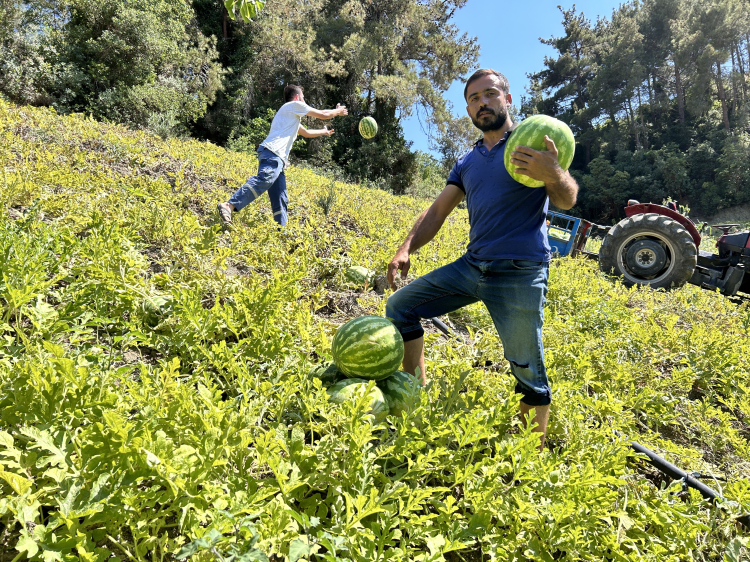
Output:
[385, 254, 551, 406]
[228, 147, 288, 226]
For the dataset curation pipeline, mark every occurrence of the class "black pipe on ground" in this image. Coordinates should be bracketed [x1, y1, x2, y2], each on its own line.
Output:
[430, 317, 453, 338]
[629, 440, 750, 530]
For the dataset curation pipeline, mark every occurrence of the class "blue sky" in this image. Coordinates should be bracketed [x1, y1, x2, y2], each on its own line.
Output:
[402, 0, 626, 155]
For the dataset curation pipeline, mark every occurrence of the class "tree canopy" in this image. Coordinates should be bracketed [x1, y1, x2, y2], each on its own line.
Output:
[1, 0, 749, 208]
[524, 0, 750, 221]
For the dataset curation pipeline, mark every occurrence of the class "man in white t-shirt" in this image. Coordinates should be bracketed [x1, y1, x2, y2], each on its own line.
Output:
[217, 84, 348, 227]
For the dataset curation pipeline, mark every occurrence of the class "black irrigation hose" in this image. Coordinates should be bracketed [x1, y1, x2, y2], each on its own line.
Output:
[628, 440, 750, 530]
[429, 317, 453, 338]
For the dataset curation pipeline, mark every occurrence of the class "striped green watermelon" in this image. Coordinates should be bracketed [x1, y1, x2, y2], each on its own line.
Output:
[345, 266, 375, 286]
[504, 114, 575, 188]
[331, 316, 404, 381]
[327, 378, 388, 423]
[143, 294, 173, 327]
[309, 362, 343, 386]
[359, 116, 378, 139]
[378, 370, 421, 417]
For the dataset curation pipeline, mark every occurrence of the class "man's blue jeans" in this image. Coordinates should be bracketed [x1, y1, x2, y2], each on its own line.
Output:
[385, 254, 551, 406]
[228, 147, 288, 226]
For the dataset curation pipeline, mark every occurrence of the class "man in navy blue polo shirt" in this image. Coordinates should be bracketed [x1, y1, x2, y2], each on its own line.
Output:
[386, 68, 578, 450]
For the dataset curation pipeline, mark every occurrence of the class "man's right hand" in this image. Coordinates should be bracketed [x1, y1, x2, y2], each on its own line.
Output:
[336, 103, 348, 116]
[387, 248, 411, 291]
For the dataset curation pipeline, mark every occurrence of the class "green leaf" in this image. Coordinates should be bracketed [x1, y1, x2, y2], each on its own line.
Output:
[0, 470, 32, 495]
[0, 430, 14, 449]
[724, 538, 748, 562]
[42, 340, 65, 357]
[41, 549, 63, 562]
[16, 532, 39, 557]
[58, 479, 82, 517]
[236, 550, 269, 562]
[240, 2, 253, 21]
[289, 538, 310, 562]
[425, 534, 446, 556]
[224, 0, 236, 20]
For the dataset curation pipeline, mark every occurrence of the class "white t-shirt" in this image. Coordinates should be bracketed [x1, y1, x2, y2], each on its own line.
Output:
[260, 100, 311, 163]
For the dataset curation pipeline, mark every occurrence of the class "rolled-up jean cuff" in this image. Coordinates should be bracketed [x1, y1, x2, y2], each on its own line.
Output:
[515, 383, 551, 406]
[400, 327, 425, 343]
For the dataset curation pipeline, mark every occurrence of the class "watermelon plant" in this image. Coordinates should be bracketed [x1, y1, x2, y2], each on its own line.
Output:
[504, 114, 575, 187]
[0, 99, 748, 562]
[331, 315, 404, 380]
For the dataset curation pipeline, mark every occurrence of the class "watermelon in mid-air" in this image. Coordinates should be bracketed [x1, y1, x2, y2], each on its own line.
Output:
[332, 316, 404, 381]
[359, 116, 378, 139]
[504, 114, 575, 188]
[378, 370, 421, 417]
[327, 378, 388, 423]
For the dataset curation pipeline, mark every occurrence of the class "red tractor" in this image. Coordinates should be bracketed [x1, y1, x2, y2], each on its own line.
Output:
[547, 201, 750, 297]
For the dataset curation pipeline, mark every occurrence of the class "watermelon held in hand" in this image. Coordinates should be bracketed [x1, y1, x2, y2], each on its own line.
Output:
[327, 378, 389, 423]
[378, 370, 421, 417]
[358, 116, 378, 139]
[331, 316, 404, 381]
[504, 114, 575, 188]
[309, 362, 344, 386]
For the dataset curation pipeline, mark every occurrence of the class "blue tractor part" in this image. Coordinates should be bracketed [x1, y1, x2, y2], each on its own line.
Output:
[547, 210, 598, 257]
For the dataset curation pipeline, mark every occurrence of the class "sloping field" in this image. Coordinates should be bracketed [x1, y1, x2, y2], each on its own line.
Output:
[1, 100, 749, 561]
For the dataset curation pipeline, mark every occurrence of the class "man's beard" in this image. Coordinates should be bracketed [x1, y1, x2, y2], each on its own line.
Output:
[471, 107, 507, 132]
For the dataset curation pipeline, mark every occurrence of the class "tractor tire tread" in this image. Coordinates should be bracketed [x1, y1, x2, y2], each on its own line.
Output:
[599, 213, 697, 289]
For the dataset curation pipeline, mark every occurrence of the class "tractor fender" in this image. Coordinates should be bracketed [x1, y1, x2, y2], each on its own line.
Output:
[625, 203, 701, 247]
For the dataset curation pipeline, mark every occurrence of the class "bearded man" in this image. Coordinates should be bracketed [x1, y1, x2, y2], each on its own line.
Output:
[385, 68, 578, 450]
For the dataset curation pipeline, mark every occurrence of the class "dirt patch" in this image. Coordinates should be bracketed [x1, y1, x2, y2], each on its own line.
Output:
[123, 350, 140, 363]
[315, 292, 367, 318]
[7, 206, 25, 221]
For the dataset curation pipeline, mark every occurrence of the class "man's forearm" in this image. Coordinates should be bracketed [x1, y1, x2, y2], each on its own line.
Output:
[400, 206, 446, 254]
[318, 109, 341, 120]
[545, 171, 578, 210]
[305, 128, 332, 138]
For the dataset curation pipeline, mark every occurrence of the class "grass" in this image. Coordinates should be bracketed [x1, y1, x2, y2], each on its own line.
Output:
[0, 99, 749, 561]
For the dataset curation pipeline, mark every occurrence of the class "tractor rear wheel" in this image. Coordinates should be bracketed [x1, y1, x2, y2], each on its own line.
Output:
[599, 213, 697, 289]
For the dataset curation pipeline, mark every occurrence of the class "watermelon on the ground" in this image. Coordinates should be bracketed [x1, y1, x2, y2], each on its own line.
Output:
[345, 266, 375, 286]
[327, 378, 388, 423]
[504, 114, 575, 188]
[378, 370, 421, 417]
[359, 116, 378, 139]
[332, 316, 404, 381]
[309, 362, 343, 386]
[143, 294, 173, 326]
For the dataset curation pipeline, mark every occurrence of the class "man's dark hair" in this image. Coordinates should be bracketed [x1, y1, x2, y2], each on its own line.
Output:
[463, 69, 509, 100]
[284, 84, 304, 102]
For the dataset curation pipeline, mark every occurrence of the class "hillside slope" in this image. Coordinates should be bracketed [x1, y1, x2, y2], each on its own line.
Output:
[1, 100, 749, 561]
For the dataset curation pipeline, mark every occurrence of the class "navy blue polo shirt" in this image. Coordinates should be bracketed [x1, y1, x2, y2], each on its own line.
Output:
[447, 133, 551, 262]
